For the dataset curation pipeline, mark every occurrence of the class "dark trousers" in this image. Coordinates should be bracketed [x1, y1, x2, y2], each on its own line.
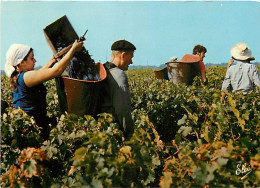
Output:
[31, 112, 57, 140]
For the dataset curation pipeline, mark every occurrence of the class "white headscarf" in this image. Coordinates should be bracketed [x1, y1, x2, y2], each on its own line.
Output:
[5, 44, 31, 77]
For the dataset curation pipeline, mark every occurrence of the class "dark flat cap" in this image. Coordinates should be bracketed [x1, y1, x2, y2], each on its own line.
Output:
[111, 40, 136, 51]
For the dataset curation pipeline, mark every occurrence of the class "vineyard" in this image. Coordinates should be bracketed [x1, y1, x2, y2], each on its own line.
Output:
[1, 66, 260, 187]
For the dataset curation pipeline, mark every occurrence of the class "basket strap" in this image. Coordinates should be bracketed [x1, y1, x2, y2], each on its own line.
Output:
[104, 61, 117, 70]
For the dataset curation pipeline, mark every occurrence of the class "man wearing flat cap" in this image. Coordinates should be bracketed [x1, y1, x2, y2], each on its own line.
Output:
[221, 42, 260, 103]
[100, 40, 136, 138]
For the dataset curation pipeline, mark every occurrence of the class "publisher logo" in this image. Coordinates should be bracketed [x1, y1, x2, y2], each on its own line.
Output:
[236, 163, 252, 180]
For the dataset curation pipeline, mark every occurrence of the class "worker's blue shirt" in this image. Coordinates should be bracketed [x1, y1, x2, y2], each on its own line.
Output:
[221, 60, 260, 94]
[13, 71, 47, 116]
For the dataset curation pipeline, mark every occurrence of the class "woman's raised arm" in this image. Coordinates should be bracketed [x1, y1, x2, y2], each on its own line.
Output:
[23, 40, 83, 87]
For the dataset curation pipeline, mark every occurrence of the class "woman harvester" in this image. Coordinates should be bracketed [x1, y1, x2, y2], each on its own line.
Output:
[4, 40, 83, 140]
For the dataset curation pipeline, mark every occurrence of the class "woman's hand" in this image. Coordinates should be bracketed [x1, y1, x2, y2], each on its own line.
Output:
[40, 56, 57, 69]
[71, 40, 84, 53]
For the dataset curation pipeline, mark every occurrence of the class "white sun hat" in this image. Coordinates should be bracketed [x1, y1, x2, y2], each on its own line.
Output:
[4, 44, 31, 77]
[230, 42, 254, 61]
[169, 56, 177, 62]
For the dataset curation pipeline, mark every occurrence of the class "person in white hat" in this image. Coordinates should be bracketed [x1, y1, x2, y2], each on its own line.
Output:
[221, 42, 260, 103]
[167, 56, 178, 80]
[4, 40, 83, 140]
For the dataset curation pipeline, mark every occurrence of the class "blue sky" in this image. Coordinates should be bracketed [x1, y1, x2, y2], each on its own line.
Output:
[1, 1, 260, 68]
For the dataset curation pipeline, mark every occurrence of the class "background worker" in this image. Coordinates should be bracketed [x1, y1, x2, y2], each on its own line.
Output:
[4, 40, 83, 140]
[167, 56, 178, 81]
[221, 42, 260, 103]
[101, 40, 136, 138]
[193, 44, 208, 85]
